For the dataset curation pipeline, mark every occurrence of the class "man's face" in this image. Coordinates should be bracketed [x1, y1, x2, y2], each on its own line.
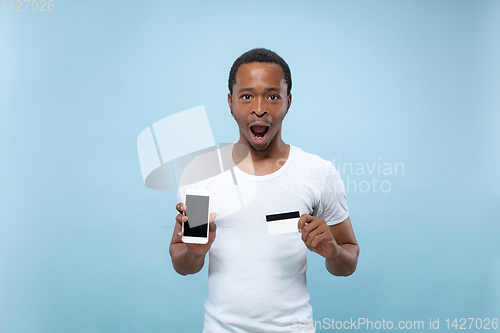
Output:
[228, 62, 291, 152]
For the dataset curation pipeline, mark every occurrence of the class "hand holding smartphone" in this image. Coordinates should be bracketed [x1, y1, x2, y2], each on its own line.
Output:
[181, 189, 211, 244]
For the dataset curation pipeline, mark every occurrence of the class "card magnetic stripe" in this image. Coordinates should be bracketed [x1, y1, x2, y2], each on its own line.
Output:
[266, 211, 300, 222]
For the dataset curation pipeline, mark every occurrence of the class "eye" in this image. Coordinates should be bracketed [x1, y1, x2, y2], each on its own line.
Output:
[269, 94, 280, 101]
[241, 94, 251, 100]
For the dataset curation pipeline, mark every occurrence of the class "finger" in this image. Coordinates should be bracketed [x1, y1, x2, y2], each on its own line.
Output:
[298, 214, 313, 232]
[176, 213, 187, 225]
[301, 220, 321, 243]
[208, 221, 217, 244]
[172, 220, 183, 242]
[305, 225, 324, 247]
[309, 231, 330, 251]
[176, 202, 187, 213]
[307, 222, 330, 247]
[209, 212, 217, 223]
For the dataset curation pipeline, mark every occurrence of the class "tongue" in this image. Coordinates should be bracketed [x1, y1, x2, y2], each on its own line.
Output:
[252, 126, 267, 135]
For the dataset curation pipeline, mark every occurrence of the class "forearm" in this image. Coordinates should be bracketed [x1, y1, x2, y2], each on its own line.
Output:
[325, 243, 359, 276]
[169, 243, 206, 276]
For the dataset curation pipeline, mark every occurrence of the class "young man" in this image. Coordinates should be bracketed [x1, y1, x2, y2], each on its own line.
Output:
[169, 48, 359, 332]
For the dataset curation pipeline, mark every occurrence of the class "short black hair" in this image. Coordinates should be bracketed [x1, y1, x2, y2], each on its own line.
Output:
[228, 48, 292, 96]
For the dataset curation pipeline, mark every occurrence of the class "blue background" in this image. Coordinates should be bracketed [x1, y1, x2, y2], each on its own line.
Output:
[1, 0, 499, 332]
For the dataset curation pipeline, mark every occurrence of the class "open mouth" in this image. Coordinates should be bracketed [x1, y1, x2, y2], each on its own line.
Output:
[250, 125, 269, 140]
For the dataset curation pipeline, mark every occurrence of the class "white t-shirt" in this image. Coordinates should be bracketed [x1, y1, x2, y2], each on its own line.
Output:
[176, 144, 349, 333]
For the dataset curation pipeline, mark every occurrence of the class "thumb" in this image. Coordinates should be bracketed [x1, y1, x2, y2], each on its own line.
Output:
[209, 212, 217, 233]
[209, 212, 217, 223]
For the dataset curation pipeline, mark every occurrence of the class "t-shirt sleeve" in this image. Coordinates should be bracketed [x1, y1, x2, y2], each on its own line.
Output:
[312, 162, 349, 226]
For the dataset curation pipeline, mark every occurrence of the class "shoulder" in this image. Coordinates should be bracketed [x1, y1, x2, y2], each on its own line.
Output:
[291, 145, 337, 172]
[286, 146, 342, 186]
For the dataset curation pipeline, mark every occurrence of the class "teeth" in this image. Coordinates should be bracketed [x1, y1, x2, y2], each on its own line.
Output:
[251, 128, 266, 140]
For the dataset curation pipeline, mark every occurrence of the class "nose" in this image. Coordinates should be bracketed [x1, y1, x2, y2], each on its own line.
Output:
[252, 97, 268, 117]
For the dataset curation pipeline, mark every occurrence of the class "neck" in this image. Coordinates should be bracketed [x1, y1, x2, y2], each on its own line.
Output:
[232, 132, 290, 176]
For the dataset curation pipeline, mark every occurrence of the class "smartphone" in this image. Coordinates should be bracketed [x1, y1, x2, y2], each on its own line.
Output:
[182, 189, 210, 244]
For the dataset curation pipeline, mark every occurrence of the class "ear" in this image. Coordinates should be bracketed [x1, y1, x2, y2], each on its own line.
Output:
[286, 93, 292, 114]
[228, 93, 234, 117]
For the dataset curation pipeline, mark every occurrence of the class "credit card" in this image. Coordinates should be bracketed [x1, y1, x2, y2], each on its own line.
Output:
[266, 211, 300, 235]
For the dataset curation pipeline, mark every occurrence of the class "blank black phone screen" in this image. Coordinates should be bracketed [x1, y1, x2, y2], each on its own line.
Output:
[184, 194, 209, 238]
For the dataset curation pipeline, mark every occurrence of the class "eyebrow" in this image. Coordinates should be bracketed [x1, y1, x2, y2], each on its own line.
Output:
[238, 87, 281, 93]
